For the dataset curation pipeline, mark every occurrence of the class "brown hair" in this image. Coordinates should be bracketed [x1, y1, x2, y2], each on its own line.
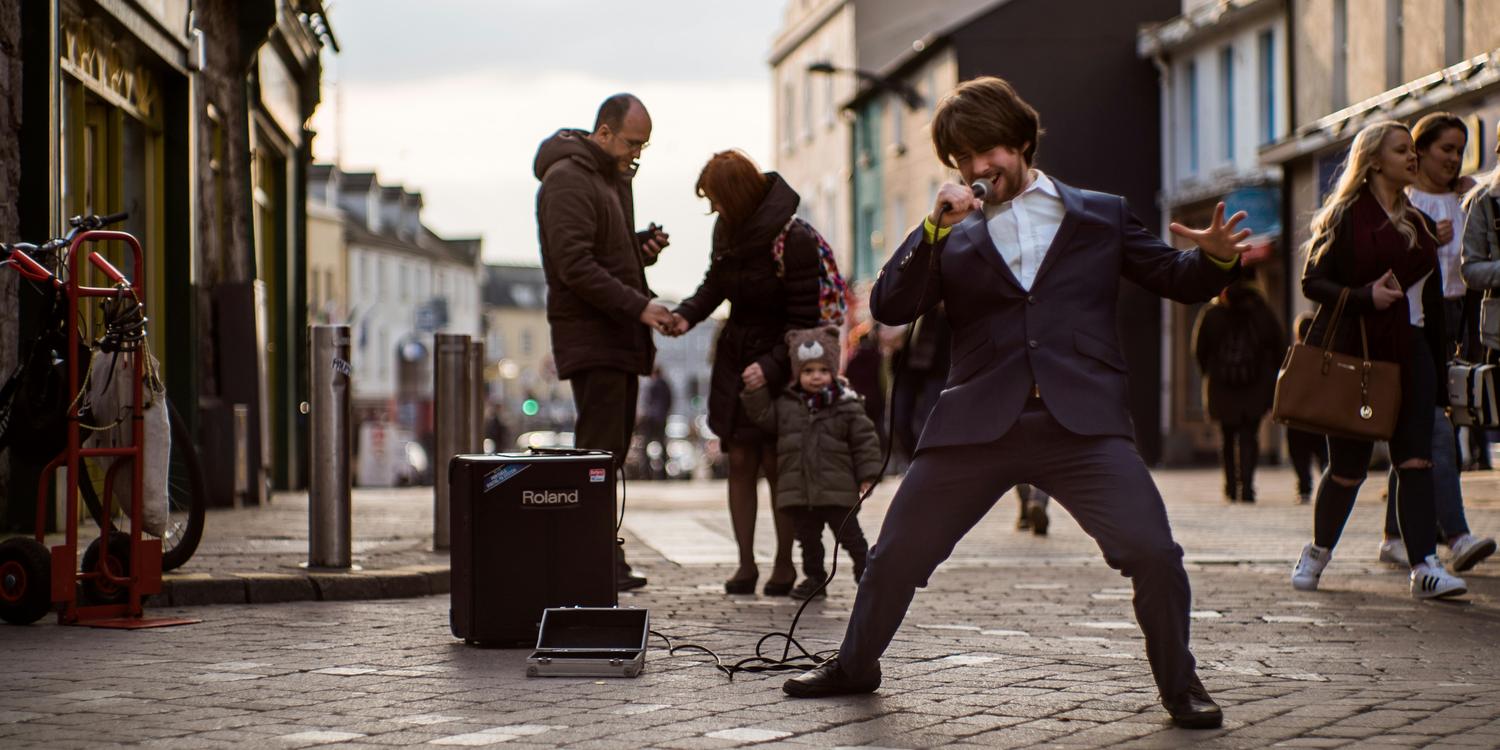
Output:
[1411, 111, 1468, 190]
[696, 150, 769, 228]
[931, 76, 1043, 168]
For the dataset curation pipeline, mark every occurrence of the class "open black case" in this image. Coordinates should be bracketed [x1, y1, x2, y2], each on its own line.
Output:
[525, 607, 650, 678]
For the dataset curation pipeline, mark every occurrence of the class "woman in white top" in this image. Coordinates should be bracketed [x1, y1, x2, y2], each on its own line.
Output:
[1381, 112, 1497, 574]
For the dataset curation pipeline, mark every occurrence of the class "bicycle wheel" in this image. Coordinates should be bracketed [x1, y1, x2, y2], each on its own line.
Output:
[75, 397, 206, 571]
[161, 398, 206, 571]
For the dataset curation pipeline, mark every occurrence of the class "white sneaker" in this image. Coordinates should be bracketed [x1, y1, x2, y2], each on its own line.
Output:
[1378, 539, 1410, 567]
[1411, 555, 1467, 599]
[1449, 534, 1497, 572]
[1292, 543, 1330, 591]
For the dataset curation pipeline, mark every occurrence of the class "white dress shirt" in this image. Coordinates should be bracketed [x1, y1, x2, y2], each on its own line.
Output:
[982, 170, 1067, 291]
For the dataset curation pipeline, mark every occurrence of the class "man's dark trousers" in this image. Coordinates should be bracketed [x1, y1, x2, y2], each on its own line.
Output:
[837, 397, 1196, 701]
[570, 368, 640, 577]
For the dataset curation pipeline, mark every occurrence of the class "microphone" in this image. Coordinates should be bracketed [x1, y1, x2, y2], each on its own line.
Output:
[940, 178, 993, 214]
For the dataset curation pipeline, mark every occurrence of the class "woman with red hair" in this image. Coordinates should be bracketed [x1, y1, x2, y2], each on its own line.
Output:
[671, 150, 823, 595]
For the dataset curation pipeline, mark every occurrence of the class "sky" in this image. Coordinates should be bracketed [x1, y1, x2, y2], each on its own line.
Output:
[310, 0, 789, 301]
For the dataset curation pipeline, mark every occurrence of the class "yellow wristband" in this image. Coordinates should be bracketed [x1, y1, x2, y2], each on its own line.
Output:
[1206, 252, 1238, 270]
[923, 216, 953, 245]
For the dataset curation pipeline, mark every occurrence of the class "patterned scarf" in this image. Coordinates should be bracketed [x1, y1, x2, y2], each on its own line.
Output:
[799, 380, 842, 412]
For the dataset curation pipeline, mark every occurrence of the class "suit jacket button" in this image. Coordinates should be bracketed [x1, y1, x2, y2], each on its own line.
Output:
[1027, 295, 1037, 305]
[1028, 339, 1039, 349]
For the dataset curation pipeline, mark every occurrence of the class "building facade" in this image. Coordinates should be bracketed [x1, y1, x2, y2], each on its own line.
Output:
[481, 263, 558, 437]
[308, 164, 482, 477]
[768, 0, 858, 273]
[1140, 0, 1290, 464]
[1, 0, 333, 528]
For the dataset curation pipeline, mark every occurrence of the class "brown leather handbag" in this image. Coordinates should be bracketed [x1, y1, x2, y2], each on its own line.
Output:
[1272, 288, 1401, 441]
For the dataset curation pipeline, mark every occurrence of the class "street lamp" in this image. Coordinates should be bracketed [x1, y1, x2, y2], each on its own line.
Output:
[807, 61, 925, 111]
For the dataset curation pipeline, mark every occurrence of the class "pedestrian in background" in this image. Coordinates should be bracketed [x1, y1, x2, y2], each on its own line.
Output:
[741, 326, 882, 600]
[1376, 113, 1496, 573]
[1461, 119, 1500, 469]
[668, 149, 822, 596]
[1013, 484, 1049, 535]
[1192, 278, 1284, 503]
[639, 365, 673, 479]
[1285, 313, 1329, 504]
[533, 92, 672, 592]
[889, 304, 950, 467]
[1291, 120, 1465, 600]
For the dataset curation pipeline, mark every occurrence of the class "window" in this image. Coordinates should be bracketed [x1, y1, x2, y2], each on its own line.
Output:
[802, 74, 814, 141]
[1385, 0, 1403, 89]
[782, 81, 795, 153]
[822, 65, 835, 129]
[890, 96, 904, 151]
[889, 196, 907, 250]
[521, 329, 534, 357]
[1445, 0, 1465, 66]
[1186, 59, 1200, 175]
[1220, 45, 1234, 162]
[1333, 0, 1348, 109]
[925, 69, 938, 119]
[1259, 29, 1276, 145]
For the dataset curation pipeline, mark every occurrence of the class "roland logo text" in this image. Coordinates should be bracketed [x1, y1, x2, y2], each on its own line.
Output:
[521, 489, 580, 506]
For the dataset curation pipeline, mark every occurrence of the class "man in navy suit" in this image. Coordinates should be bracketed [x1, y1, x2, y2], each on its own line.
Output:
[783, 77, 1250, 730]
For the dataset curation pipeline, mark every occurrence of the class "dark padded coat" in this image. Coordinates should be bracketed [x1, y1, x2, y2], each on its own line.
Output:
[533, 128, 656, 379]
[674, 173, 820, 442]
[740, 382, 883, 510]
[1190, 285, 1285, 425]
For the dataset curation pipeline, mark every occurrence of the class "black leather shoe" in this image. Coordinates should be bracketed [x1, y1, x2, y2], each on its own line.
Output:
[1027, 502, 1049, 536]
[783, 659, 880, 698]
[789, 577, 827, 600]
[1163, 678, 1223, 729]
[763, 577, 794, 596]
[616, 572, 648, 592]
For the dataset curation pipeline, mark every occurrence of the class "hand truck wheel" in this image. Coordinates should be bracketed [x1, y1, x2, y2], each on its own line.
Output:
[80, 532, 132, 606]
[0, 537, 53, 625]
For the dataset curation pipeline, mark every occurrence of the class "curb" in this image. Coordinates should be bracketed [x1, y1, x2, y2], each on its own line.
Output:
[157, 564, 450, 607]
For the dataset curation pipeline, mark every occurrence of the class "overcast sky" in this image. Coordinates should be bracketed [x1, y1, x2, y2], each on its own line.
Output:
[311, 1, 788, 300]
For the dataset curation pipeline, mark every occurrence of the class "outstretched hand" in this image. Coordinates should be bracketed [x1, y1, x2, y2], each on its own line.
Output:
[1168, 202, 1252, 263]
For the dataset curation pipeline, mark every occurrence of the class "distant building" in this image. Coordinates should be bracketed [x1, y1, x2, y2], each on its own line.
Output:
[308, 164, 482, 453]
[481, 264, 558, 436]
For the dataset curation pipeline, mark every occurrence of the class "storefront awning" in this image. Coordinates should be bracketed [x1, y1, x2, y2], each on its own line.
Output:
[1260, 48, 1500, 165]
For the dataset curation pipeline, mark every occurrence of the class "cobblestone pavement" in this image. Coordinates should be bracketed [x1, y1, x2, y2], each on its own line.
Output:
[4, 467, 1500, 748]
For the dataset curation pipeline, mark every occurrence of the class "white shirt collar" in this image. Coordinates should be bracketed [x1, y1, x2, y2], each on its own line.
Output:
[985, 170, 1057, 217]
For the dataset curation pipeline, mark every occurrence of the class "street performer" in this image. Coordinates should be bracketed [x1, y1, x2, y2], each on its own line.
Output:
[782, 76, 1251, 730]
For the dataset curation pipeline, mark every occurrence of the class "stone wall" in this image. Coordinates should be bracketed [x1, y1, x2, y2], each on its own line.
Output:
[0, 0, 21, 497]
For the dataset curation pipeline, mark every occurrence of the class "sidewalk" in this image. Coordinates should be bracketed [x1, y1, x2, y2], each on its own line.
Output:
[7, 467, 1500, 748]
[69, 464, 1500, 608]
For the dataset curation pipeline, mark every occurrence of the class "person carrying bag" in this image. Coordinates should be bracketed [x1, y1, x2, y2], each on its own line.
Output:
[1273, 287, 1401, 441]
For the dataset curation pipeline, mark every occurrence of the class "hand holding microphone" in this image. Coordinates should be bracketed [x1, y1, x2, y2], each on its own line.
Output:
[930, 178, 992, 229]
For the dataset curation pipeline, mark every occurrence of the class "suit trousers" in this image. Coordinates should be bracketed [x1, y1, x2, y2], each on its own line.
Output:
[837, 398, 1198, 701]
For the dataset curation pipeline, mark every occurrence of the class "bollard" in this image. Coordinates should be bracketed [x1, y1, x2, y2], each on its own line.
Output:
[434, 333, 470, 551]
[467, 340, 485, 452]
[308, 325, 353, 569]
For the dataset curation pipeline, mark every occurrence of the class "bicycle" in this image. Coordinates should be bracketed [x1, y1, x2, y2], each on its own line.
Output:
[0, 213, 206, 605]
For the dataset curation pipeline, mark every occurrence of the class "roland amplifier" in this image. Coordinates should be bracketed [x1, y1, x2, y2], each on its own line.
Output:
[449, 449, 617, 645]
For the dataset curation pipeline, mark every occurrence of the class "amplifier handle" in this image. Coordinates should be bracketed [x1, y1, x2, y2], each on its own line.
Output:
[527, 447, 608, 457]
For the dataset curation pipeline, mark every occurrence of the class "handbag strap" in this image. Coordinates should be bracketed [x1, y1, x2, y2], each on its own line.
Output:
[1310, 287, 1351, 355]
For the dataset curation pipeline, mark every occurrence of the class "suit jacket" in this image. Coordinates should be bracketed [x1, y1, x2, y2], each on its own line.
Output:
[871, 179, 1234, 452]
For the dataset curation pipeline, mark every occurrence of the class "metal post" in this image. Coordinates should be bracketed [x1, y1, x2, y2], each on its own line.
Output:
[467, 340, 485, 452]
[308, 325, 353, 569]
[433, 333, 470, 551]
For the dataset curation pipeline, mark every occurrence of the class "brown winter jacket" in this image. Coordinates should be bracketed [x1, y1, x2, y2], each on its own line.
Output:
[534, 128, 656, 378]
[741, 381, 883, 510]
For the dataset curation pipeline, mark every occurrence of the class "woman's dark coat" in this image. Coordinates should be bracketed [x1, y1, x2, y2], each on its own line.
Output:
[674, 173, 821, 442]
